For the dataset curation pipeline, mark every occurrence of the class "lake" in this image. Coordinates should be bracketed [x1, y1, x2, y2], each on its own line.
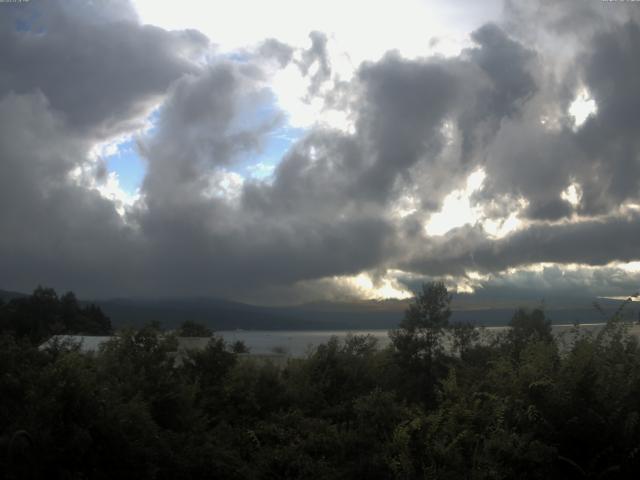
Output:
[217, 322, 637, 357]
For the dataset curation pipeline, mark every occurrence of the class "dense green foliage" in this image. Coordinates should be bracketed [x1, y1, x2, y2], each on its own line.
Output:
[2, 285, 640, 479]
[178, 320, 213, 337]
[0, 286, 112, 343]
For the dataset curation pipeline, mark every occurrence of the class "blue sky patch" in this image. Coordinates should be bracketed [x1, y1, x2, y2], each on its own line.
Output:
[236, 124, 305, 180]
[104, 89, 304, 192]
[105, 139, 146, 194]
[105, 124, 304, 192]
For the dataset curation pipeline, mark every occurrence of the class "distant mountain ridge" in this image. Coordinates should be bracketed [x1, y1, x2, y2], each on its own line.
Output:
[95, 295, 640, 331]
[96, 297, 403, 330]
[0, 289, 27, 301]
[3, 288, 638, 330]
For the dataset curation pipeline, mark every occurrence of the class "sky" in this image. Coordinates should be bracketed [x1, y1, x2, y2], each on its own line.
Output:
[1, 0, 640, 305]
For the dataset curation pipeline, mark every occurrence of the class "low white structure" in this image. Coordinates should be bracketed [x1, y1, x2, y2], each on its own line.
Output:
[39, 335, 113, 353]
[37, 335, 288, 365]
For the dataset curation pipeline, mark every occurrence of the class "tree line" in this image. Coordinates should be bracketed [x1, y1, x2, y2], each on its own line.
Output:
[0, 286, 112, 343]
[2, 284, 640, 478]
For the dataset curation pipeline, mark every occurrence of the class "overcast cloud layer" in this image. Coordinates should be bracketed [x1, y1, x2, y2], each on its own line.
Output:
[1, 0, 639, 303]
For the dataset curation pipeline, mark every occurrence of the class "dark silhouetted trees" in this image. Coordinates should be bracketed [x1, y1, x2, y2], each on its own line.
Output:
[0, 286, 112, 343]
[178, 320, 213, 337]
[3, 283, 640, 479]
[507, 307, 553, 360]
[389, 281, 452, 403]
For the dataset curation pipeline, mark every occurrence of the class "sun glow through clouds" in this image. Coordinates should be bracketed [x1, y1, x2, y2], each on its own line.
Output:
[569, 88, 597, 130]
[425, 169, 486, 236]
[482, 212, 522, 239]
[344, 272, 412, 300]
[7, 0, 640, 307]
[561, 182, 582, 207]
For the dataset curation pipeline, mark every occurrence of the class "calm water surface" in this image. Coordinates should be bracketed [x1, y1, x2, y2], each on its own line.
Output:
[217, 323, 617, 357]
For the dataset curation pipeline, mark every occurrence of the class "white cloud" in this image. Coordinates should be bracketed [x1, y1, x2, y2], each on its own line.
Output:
[617, 261, 640, 273]
[246, 162, 276, 180]
[133, 0, 502, 134]
[482, 212, 522, 239]
[133, 0, 495, 59]
[95, 172, 141, 216]
[203, 169, 245, 204]
[269, 61, 348, 129]
[68, 163, 140, 217]
[425, 169, 486, 236]
[333, 271, 412, 300]
[569, 88, 597, 130]
[561, 182, 582, 207]
[392, 194, 420, 219]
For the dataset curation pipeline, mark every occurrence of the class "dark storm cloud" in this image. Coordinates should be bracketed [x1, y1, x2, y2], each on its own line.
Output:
[0, 0, 208, 296]
[356, 53, 463, 200]
[404, 211, 640, 276]
[447, 265, 640, 310]
[0, 0, 208, 139]
[242, 130, 367, 215]
[221, 49, 484, 295]
[1, 0, 640, 301]
[134, 64, 396, 296]
[477, 118, 582, 221]
[455, 17, 586, 223]
[504, 0, 640, 40]
[0, 92, 138, 295]
[243, 50, 472, 218]
[457, 22, 537, 160]
[129, 18, 523, 296]
[575, 20, 640, 215]
[465, 9, 640, 223]
[139, 62, 275, 208]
